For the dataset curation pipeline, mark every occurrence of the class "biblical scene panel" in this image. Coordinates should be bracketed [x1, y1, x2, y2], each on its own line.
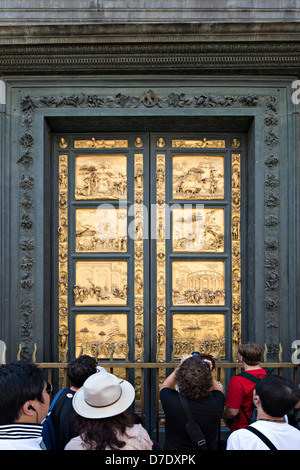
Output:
[172, 261, 225, 306]
[74, 261, 127, 306]
[76, 208, 127, 252]
[75, 154, 127, 199]
[172, 207, 224, 252]
[75, 313, 128, 359]
[173, 313, 225, 359]
[172, 155, 224, 199]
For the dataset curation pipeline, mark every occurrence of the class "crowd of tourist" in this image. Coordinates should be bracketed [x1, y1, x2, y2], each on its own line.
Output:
[0, 342, 299, 451]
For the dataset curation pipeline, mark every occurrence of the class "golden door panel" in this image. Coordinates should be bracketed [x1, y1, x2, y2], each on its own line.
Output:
[172, 314, 225, 360]
[75, 154, 127, 199]
[172, 261, 225, 306]
[74, 261, 127, 306]
[172, 154, 224, 199]
[75, 313, 128, 360]
[76, 208, 127, 252]
[172, 207, 224, 252]
[57, 134, 242, 366]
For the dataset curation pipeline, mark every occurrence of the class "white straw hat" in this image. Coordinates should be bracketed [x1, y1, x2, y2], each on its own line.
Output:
[72, 372, 135, 419]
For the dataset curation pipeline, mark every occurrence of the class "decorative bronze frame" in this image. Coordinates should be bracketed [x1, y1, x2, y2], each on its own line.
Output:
[156, 153, 166, 363]
[231, 153, 242, 361]
[134, 151, 145, 362]
[58, 154, 69, 363]
[15, 86, 283, 363]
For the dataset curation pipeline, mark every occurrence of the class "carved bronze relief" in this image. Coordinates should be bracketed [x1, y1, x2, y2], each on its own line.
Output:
[172, 261, 225, 306]
[75, 313, 128, 359]
[58, 155, 69, 364]
[231, 154, 242, 360]
[75, 154, 127, 199]
[74, 138, 128, 149]
[76, 208, 127, 252]
[172, 207, 224, 252]
[134, 153, 145, 362]
[172, 155, 224, 199]
[172, 139, 225, 149]
[16, 88, 281, 364]
[173, 314, 225, 360]
[156, 153, 166, 363]
[74, 261, 127, 306]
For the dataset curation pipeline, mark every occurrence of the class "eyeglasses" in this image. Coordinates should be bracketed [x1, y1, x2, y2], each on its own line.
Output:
[46, 382, 53, 395]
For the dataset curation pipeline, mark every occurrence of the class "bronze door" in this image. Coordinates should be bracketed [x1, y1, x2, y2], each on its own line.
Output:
[55, 132, 243, 367]
[150, 133, 243, 364]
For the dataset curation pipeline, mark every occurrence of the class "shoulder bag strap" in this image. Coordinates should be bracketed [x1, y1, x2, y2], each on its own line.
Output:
[178, 393, 208, 450]
[246, 426, 278, 450]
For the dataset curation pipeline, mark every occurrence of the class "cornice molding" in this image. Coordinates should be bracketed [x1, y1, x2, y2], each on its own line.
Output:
[1, 22, 300, 44]
[1, 38, 300, 75]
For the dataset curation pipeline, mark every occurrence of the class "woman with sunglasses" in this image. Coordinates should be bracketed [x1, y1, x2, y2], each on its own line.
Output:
[0, 361, 51, 450]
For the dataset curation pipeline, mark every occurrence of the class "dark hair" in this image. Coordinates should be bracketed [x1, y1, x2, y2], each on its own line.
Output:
[74, 410, 135, 450]
[255, 375, 300, 417]
[67, 355, 97, 388]
[238, 342, 262, 366]
[0, 361, 45, 425]
[175, 357, 212, 399]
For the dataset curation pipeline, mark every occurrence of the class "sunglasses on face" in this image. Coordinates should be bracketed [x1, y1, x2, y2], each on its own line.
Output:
[46, 382, 53, 395]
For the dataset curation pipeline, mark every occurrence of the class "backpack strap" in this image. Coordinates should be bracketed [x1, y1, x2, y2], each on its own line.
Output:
[238, 372, 260, 384]
[245, 426, 278, 450]
[240, 405, 251, 424]
[41, 387, 68, 450]
[48, 387, 68, 412]
[238, 372, 260, 424]
[178, 393, 208, 450]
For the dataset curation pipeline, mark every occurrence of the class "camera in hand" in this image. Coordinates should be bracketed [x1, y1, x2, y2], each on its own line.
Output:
[191, 351, 215, 370]
[191, 351, 202, 359]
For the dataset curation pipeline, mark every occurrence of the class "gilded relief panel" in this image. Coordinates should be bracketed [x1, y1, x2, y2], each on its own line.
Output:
[172, 261, 225, 306]
[231, 153, 242, 360]
[74, 261, 127, 306]
[172, 155, 224, 199]
[134, 152, 145, 363]
[76, 208, 127, 252]
[58, 155, 69, 364]
[172, 139, 226, 149]
[75, 154, 127, 199]
[75, 313, 128, 359]
[156, 153, 166, 363]
[173, 314, 225, 360]
[74, 139, 128, 149]
[172, 207, 224, 252]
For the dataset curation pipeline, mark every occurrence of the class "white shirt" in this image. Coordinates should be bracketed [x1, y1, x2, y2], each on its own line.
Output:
[226, 420, 300, 450]
[0, 424, 44, 450]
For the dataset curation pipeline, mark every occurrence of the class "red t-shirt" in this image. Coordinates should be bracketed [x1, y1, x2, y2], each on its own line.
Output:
[225, 368, 266, 432]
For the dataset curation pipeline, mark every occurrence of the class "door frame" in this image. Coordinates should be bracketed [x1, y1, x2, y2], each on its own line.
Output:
[52, 131, 246, 368]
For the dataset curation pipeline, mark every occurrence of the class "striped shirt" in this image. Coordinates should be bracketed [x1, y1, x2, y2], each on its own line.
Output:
[0, 424, 44, 450]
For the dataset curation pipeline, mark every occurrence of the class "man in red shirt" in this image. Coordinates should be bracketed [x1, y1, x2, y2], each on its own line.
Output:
[223, 342, 266, 432]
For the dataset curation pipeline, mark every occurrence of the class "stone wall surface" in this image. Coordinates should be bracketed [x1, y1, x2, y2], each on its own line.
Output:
[1, 0, 300, 24]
